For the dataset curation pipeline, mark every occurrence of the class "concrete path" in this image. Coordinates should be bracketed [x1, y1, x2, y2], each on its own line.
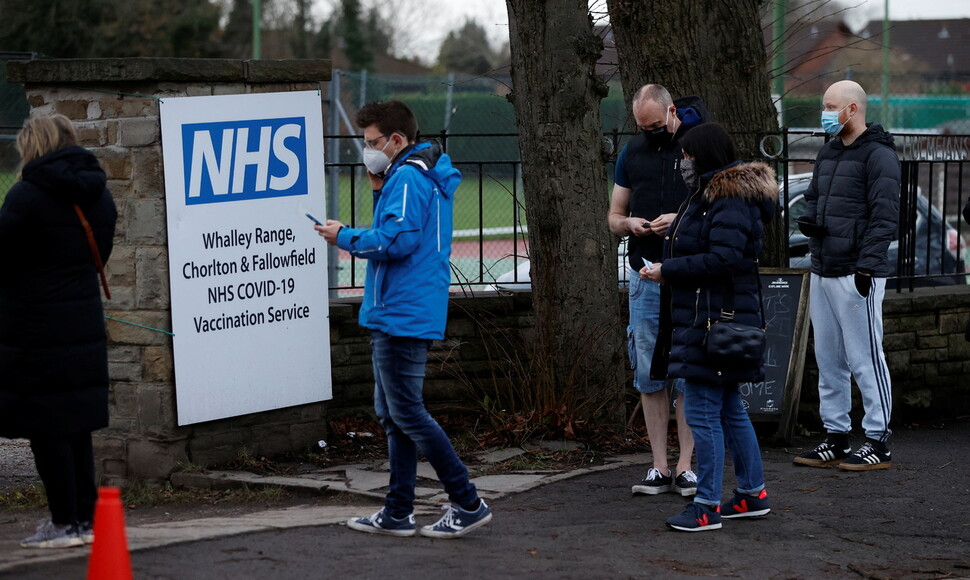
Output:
[0, 443, 647, 576]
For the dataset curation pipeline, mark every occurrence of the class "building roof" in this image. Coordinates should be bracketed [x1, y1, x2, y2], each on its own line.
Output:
[858, 18, 970, 76]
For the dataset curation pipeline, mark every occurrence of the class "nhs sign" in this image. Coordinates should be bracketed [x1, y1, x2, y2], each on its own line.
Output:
[181, 118, 308, 205]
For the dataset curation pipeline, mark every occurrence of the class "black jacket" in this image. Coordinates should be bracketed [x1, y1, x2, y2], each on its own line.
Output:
[802, 123, 900, 277]
[655, 162, 778, 385]
[623, 96, 708, 269]
[0, 146, 117, 438]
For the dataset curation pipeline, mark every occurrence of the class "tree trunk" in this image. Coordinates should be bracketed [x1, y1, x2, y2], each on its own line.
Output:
[607, 0, 784, 266]
[504, 0, 626, 427]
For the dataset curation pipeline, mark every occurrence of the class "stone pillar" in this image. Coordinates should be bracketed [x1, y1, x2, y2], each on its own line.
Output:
[6, 58, 332, 483]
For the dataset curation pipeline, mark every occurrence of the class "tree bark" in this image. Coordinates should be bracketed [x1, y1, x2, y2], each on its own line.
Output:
[504, 0, 625, 426]
[607, 0, 784, 265]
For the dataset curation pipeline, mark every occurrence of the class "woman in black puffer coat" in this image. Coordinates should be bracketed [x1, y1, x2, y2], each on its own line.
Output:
[643, 123, 777, 532]
[0, 114, 117, 548]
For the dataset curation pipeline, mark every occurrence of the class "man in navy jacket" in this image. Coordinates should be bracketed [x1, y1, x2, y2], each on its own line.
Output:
[608, 84, 706, 497]
[317, 101, 492, 538]
[794, 80, 900, 471]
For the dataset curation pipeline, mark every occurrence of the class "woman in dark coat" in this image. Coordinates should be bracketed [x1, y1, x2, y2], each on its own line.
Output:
[643, 123, 777, 532]
[0, 113, 117, 548]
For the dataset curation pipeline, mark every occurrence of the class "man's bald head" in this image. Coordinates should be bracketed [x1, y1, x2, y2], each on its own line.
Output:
[822, 80, 868, 141]
[824, 80, 868, 116]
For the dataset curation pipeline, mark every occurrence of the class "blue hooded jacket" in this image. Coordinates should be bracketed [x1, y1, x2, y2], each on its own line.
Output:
[336, 142, 461, 339]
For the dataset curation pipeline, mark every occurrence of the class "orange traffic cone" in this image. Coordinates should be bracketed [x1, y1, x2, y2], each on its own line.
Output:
[86, 486, 133, 580]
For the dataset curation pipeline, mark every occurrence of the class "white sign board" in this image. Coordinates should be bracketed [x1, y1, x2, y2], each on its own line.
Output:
[159, 91, 331, 425]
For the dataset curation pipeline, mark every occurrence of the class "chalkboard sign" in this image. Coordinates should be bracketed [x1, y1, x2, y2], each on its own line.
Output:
[740, 268, 811, 443]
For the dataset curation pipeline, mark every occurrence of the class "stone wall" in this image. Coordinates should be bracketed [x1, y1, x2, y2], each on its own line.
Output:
[797, 285, 970, 428]
[6, 58, 333, 483]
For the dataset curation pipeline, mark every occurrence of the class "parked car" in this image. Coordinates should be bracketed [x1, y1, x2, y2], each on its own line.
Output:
[784, 173, 968, 287]
[488, 174, 968, 291]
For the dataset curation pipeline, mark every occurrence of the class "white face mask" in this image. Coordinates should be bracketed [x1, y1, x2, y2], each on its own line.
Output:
[362, 136, 396, 175]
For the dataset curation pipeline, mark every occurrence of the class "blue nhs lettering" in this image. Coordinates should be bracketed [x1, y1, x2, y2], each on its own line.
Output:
[182, 118, 308, 205]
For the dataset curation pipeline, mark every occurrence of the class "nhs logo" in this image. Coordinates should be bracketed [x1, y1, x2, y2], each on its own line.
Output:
[182, 118, 308, 205]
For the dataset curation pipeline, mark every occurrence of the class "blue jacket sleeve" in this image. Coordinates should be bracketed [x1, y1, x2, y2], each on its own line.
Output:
[335, 168, 430, 261]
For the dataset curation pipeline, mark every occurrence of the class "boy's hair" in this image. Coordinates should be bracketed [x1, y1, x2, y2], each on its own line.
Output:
[17, 113, 79, 167]
[355, 100, 418, 142]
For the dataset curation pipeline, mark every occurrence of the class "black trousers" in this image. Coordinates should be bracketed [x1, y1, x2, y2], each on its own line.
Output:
[29, 432, 97, 526]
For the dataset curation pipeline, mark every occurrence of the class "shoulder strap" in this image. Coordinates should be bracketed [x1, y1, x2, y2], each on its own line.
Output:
[708, 265, 765, 330]
[73, 204, 111, 300]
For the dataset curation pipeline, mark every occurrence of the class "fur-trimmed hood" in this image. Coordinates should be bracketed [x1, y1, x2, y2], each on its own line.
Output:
[703, 161, 778, 203]
[703, 161, 778, 224]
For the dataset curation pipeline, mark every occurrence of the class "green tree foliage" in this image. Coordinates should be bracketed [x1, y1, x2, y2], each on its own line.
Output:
[314, 0, 392, 70]
[339, 0, 372, 71]
[221, 0, 254, 59]
[436, 19, 496, 75]
[0, 0, 221, 57]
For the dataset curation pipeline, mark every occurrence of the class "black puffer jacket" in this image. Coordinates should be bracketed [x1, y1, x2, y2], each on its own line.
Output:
[802, 123, 900, 277]
[656, 162, 778, 385]
[0, 146, 117, 438]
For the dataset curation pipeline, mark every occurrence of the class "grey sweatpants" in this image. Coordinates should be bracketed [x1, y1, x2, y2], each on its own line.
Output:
[809, 273, 893, 442]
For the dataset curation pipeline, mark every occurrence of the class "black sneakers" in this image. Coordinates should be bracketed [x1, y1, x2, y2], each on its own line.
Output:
[793, 435, 851, 467]
[838, 439, 892, 471]
[632, 467, 673, 495]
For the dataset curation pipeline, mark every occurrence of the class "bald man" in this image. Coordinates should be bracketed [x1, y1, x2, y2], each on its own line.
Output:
[794, 80, 900, 471]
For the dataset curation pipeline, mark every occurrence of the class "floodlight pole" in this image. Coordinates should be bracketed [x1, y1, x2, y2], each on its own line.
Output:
[772, 0, 786, 126]
[252, 0, 262, 60]
[881, 0, 890, 126]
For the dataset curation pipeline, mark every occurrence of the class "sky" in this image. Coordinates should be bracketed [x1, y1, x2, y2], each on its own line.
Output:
[318, 0, 970, 65]
[442, 0, 970, 48]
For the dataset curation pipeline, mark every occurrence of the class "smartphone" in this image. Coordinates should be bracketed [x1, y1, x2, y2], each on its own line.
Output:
[305, 212, 323, 226]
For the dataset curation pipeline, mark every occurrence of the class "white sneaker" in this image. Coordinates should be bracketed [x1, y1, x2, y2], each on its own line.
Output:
[19, 519, 84, 549]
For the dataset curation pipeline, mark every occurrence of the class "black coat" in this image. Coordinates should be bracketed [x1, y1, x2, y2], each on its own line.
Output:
[803, 123, 900, 277]
[0, 146, 117, 438]
[655, 162, 778, 385]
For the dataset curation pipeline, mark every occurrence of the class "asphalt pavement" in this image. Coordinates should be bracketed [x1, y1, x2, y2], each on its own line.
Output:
[2, 420, 969, 579]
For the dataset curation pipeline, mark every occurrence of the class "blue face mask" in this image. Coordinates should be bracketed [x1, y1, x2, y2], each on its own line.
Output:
[821, 104, 851, 136]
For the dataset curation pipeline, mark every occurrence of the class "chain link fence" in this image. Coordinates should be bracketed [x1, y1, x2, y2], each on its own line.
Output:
[779, 72, 970, 130]
[2, 62, 966, 290]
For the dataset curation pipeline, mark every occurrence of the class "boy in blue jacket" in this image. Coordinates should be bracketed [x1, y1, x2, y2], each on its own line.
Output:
[316, 100, 491, 538]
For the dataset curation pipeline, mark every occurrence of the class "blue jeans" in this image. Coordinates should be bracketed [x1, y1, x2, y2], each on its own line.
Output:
[371, 331, 478, 518]
[683, 379, 765, 507]
[628, 268, 683, 395]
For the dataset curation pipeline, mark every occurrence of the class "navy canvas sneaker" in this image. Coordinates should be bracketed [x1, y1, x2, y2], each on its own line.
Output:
[632, 467, 673, 495]
[838, 439, 892, 471]
[665, 502, 722, 532]
[673, 470, 697, 497]
[420, 500, 492, 539]
[721, 489, 771, 519]
[346, 509, 416, 537]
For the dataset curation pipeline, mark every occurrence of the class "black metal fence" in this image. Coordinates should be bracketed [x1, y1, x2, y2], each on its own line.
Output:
[324, 129, 970, 293]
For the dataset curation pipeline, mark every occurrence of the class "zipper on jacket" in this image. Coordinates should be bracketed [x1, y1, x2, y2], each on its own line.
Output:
[694, 287, 702, 326]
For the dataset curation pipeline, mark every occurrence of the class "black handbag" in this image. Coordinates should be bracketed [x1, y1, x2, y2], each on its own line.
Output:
[705, 271, 766, 368]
